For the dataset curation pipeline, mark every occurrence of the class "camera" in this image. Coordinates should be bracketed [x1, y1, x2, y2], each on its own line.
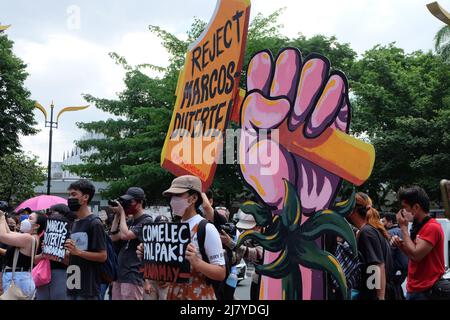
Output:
[218, 222, 237, 237]
[108, 198, 131, 209]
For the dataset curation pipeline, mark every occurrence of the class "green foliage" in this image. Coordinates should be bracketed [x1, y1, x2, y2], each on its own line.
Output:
[0, 32, 38, 155]
[435, 25, 450, 63]
[0, 153, 46, 206]
[351, 44, 450, 206]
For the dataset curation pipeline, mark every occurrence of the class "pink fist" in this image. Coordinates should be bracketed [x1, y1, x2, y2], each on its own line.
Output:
[239, 48, 351, 217]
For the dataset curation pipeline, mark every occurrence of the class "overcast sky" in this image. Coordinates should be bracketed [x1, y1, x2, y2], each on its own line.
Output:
[0, 0, 445, 166]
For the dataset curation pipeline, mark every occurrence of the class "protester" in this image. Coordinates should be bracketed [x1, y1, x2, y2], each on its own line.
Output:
[110, 187, 153, 300]
[162, 175, 226, 300]
[200, 189, 237, 299]
[225, 209, 264, 301]
[35, 204, 74, 300]
[144, 215, 170, 300]
[64, 179, 107, 300]
[382, 212, 408, 299]
[346, 192, 394, 300]
[391, 186, 446, 300]
[0, 210, 47, 299]
[200, 190, 228, 230]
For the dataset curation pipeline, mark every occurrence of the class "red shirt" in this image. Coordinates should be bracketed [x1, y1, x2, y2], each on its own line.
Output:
[407, 218, 445, 293]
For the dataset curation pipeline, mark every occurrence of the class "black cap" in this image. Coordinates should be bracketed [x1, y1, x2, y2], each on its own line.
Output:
[120, 187, 146, 201]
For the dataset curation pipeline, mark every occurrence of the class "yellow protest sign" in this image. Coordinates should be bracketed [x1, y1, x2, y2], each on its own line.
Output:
[161, 0, 251, 191]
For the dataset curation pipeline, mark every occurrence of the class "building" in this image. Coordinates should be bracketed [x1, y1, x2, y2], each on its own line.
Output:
[34, 132, 109, 214]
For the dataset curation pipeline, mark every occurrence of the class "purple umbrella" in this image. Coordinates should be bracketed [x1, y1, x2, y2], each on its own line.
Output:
[15, 195, 67, 212]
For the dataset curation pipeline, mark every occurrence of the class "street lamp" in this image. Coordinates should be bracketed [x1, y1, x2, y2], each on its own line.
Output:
[427, 2, 450, 25]
[0, 25, 11, 32]
[35, 101, 89, 195]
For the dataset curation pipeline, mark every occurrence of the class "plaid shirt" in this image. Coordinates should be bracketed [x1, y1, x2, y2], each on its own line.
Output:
[332, 241, 361, 290]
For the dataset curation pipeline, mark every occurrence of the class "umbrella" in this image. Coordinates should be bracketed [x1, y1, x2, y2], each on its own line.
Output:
[15, 195, 68, 212]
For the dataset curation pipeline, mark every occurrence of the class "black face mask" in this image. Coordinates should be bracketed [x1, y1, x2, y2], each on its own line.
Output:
[68, 198, 82, 212]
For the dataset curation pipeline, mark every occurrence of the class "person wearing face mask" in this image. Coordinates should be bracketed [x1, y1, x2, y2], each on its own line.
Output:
[109, 187, 153, 300]
[225, 209, 264, 301]
[35, 204, 74, 300]
[64, 179, 107, 300]
[0, 210, 47, 299]
[391, 186, 446, 300]
[162, 175, 226, 300]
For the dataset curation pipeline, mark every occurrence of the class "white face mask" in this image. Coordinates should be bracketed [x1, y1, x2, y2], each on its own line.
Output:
[170, 196, 191, 217]
[20, 219, 32, 233]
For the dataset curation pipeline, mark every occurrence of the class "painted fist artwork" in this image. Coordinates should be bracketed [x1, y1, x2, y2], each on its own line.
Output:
[237, 48, 375, 300]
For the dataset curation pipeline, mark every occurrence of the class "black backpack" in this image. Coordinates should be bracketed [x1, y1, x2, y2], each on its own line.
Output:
[93, 217, 118, 284]
[197, 219, 232, 294]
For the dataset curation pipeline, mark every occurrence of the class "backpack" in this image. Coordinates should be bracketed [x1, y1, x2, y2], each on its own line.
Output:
[93, 217, 118, 284]
[197, 219, 232, 297]
[332, 241, 362, 291]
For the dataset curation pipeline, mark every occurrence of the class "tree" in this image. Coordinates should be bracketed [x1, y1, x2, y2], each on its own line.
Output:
[0, 153, 46, 206]
[435, 25, 450, 63]
[67, 10, 357, 206]
[0, 31, 38, 155]
[351, 44, 450, 206]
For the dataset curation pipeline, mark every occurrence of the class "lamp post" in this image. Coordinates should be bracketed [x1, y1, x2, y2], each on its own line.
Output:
[427, 2, 450, 25]
[35, 102, 89, 195]
[0, 25, 11, 32]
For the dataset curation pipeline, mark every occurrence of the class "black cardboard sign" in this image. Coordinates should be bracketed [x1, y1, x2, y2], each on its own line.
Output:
[142, 222, 191, 283]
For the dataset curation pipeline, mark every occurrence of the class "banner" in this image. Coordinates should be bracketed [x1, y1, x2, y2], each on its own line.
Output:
[42, 218, 70, 262]
[142, 223, 191, 283]
[161, 0, 251, 191]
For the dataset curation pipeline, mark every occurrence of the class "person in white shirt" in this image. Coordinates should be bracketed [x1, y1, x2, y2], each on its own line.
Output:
[162, 175, 226, 300]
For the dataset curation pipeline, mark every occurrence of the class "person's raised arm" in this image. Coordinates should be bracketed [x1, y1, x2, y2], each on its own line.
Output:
[201, 193, 214, 222]
[118, 207, 136, 241]
[0, 211, 34, 250]
[110, 209, 121, 242]
[394, 211, 434, 262]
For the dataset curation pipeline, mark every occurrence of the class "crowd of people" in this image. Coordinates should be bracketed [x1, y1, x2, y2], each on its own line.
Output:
[332, 187, 448, 300]
[0, 176, 448, 301]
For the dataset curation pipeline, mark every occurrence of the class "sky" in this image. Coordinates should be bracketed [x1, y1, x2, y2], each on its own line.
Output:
[0, 0, 445, 166]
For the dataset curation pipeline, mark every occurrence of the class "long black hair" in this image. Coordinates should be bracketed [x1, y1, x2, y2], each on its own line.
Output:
[35, 213, 47, 234]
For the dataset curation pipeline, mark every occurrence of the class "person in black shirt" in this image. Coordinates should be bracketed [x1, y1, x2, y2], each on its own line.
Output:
[346, 192, 394, 300]
[65, 179, 107, 300]
[110, 187, 153, 300]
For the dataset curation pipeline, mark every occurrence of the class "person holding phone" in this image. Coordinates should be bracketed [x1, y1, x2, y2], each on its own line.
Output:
[391, 186, 445, 300]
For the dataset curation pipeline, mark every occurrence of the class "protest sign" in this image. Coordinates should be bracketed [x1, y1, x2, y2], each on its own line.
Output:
[161, 0, 251, 191]
[142, 222, 191, 283]
[42, 217, 70, 262]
